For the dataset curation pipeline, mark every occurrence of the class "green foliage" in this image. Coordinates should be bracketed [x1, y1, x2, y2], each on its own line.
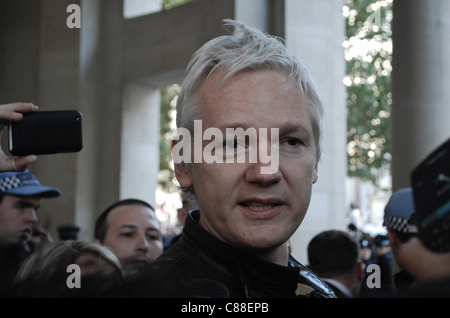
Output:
[344, 0, 393, 186]
[162, 0, 196, 10]
[159, 84, 181, 193]
[158, 0, 196, 193]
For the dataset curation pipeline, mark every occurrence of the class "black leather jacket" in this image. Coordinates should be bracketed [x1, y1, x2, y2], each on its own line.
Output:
[142, 211, 335, 298]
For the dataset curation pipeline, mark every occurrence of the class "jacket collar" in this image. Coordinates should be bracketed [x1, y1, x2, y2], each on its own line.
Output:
[182, 210, 334, 297]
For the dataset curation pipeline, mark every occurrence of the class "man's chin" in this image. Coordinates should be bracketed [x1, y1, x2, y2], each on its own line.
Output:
[236, 235, 286, 252]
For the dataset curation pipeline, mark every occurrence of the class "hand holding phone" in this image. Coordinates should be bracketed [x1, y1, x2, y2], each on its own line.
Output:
[0, 103, 39, 171]
[396, 237, 450, 281]
[8, 110, 83, 156]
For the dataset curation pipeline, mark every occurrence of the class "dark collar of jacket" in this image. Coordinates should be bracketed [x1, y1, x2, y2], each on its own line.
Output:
[148, 210, 335, 298]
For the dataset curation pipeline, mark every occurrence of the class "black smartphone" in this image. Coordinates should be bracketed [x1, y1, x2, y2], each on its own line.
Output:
[410, 137, 450, 253]
[8, 110, 83, 156]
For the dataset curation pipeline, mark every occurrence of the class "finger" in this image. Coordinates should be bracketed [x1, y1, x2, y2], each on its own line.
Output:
[22, 242, 31, 253]
[397, 238, 450, 280]
[0, 103, 38, 122]
[396, 238, 429, 275]
[0, 155, 37, 172]
[0, 102, 38, 112]
[12, 155, 37, 172]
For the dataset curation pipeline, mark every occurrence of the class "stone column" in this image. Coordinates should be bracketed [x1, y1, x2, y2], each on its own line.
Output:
[30, 0, 125, 240]
[391, 0, 450, 191]
[123, 0, 161, 18]
[120, 83, 160, 208]
[34, 0, 83, 239]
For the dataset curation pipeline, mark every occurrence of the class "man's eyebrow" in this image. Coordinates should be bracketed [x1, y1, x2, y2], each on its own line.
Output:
[146, 228, 161, 233]
[278, 124, 312, 136]
[216, 123, 311, 134]
[118, 225, 138, 230]
[16, 200, 40, 209]
[118, 225, 160, 232]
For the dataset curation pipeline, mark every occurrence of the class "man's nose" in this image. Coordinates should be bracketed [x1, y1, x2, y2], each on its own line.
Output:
[24, 209, 38, 224]
[244, 159, 282, 186]
[244, 135, 281, 186]
[136, 233, 150, 252]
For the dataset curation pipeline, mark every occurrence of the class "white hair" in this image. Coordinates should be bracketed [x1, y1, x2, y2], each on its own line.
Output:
[175, 19, 324, 205]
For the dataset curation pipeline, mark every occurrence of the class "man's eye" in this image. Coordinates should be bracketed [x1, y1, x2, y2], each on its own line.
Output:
[121, 232, 134, 238]
[285, 139, 302, 147]
[147, 235, 159, 241]
[223, 140, 244, 150]
[15, 205, 30, 212]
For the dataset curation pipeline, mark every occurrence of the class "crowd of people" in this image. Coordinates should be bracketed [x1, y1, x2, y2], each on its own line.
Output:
[1, 19, 450, 298]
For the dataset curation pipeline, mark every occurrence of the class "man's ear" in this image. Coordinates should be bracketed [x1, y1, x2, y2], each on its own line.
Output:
[387, 229, 399, 248]
[356, 261, 364, 283]
[172, 139, 193, 189]
[312, 164, 319, 184]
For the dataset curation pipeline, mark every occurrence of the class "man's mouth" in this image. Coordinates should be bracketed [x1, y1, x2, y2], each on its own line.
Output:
[20, 228, 31, 237]
[239, 200, 284, 220]
[241, 203, 278, 211]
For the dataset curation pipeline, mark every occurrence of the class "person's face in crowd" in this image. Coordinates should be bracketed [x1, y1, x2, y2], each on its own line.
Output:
[176, 70, 319, 259]
[100, 205, 163, 276]
[0, 194, 41, 250]
[360, 246, 372, 261]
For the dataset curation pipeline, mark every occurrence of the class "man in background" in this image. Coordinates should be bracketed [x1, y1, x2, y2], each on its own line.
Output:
[0, 170, 61, 296]
[164, 195, 192, 250]
[383, 188, 418, 291]
[94, 199, 163, 278]
[307, 230, 364, 298]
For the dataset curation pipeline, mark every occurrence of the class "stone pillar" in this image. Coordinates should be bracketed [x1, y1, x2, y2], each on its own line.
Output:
[123, 0, 161, 18]
[235, 0, 269, 30]
[285, 0, 347, 263]
[34, 0, 83, 239]
[391, 0, 450, 191]
[25, 0, 125, 241]
[0, 0, 41, 103]
[120, 83, 160, 208]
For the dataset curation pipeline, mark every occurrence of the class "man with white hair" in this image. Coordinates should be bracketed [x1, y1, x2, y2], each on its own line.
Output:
[140, 20, 335, 298]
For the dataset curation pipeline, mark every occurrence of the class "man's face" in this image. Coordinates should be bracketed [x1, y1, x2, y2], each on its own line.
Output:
[176, 69, 318, 253]
[0, 195, 41, 250]
[101, 205, 163, 276]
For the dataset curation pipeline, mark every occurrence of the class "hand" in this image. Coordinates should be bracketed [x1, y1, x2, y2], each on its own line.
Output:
[0, 103, 38, 171]
[396, 237, 450, 280]
[23, 227, 54, 252]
